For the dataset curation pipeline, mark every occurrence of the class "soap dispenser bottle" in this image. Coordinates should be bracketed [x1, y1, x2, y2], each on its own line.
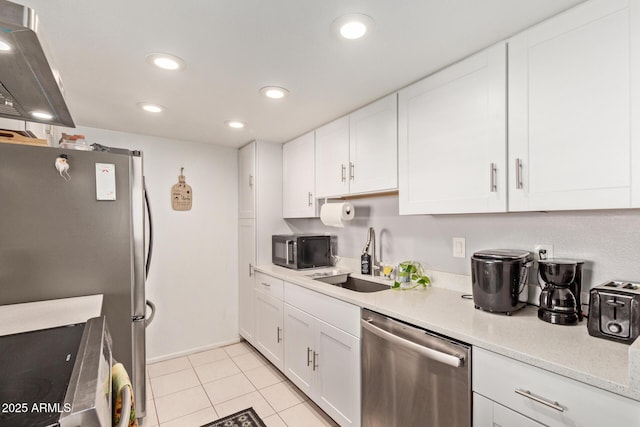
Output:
[361, 228, 372, 274]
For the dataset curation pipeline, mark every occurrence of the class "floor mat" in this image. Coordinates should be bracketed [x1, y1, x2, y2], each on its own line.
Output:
[200, 407, 266, 427]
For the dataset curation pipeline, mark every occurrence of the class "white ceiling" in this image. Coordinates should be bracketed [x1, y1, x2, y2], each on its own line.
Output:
[22, 0, 585, 148]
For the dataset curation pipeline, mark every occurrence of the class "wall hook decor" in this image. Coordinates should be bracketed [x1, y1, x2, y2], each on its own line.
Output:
[171, 166, 192, 211]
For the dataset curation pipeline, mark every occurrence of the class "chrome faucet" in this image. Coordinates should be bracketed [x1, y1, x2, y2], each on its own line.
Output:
[362, 227, 381, 276]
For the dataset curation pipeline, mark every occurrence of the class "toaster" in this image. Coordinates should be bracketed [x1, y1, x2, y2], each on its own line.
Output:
[588, 281, 640, 344]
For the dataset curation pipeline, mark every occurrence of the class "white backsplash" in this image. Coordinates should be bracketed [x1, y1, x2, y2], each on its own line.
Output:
[286, 194, 640, 298]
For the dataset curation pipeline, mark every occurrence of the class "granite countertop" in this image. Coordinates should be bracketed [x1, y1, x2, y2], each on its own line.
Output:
[256, 263, 640, 402]
[0, 294, 104, 336]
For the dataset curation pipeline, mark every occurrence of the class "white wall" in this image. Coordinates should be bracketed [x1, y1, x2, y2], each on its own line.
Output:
[74, 126, 239, 361]
[287, 195, 640, 292]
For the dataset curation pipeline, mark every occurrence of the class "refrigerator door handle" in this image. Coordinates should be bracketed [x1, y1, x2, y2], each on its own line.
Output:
[144, 182, 153, 277]
[132, 317, 147, 418]
[145, 299, 156, 327]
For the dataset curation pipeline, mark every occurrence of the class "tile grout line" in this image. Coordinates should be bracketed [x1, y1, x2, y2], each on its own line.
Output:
[147, 342, 334, 426]
[226, 347, 282, 418]
[186, 351, 220, 421]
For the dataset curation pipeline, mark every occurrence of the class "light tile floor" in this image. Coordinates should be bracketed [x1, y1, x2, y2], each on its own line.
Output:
[139, 341, 339, 427]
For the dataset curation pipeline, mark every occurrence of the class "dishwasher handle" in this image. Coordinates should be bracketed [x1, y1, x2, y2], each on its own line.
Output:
[361, 319, 464, 368]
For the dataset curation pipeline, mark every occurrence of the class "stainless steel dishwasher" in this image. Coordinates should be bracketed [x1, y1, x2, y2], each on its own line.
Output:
[361, 309, 471, 427]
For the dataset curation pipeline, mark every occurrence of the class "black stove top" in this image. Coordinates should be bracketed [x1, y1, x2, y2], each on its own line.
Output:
[0, 323, 85, 427]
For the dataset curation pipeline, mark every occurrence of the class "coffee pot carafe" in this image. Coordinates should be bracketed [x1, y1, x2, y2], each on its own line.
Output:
[537, 259, 584, 325]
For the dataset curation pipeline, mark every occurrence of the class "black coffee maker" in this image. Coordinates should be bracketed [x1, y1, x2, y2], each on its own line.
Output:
[537, 259, 584, 325]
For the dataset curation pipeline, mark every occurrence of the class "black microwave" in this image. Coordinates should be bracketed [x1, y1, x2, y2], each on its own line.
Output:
[272, 234, 333, 270]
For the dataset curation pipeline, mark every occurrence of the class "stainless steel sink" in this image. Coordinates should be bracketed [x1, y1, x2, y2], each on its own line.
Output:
[313, 275, 390, 293]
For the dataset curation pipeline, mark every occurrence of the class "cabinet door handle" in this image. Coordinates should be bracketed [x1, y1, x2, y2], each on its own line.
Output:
[307, 347, 313, 366]
[490, 163, 497, 192]
[276, 326, 282, 343]
[308, 192, 313, 207]
[349, 162, 355, 181]
[515, 389, 564, 412]
[285, 240, 292, 265]
[249, 263, 253, 277]
[249, 174, 254, 187]
[341, 164, 346, 182]
[313, 351, 319, 371]
[515, 158, 523, 189]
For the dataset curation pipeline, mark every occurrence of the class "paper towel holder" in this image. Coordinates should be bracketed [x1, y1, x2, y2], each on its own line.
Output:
[320, 198, 355, 227]
[322, 198, 355, 216]
[323, 197, 353, 210]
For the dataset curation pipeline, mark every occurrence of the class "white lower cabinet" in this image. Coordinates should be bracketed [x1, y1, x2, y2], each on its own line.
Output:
[247, 274, 361, 427]
[254, 272, 284, 371]
[474, 393, 544, 427]
[238, 219, 256, 345]
[283, 282, 361, 427]
[283, 304, 315, 397]
[473, 347, 640, 427]
[314, 318, 360, 427]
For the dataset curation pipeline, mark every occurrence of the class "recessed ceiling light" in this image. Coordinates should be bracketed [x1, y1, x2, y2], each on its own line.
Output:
[0, 40, 11, 52]
[145, 53, 185, 71]
[136, 102, 165, 113]
[225, 120, 246, 129]
[333, 13, 375, 40]
[31, 111, 53, 120]
[259, 86, 289, 100]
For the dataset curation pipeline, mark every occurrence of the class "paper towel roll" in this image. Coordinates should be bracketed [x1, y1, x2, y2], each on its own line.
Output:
[320, 202, 355, 227]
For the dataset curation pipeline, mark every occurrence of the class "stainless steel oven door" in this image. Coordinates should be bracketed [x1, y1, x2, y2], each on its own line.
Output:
[59, 316, 113, 427]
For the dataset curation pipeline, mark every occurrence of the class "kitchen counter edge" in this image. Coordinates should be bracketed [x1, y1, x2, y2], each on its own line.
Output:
[255, 264, 640, 402]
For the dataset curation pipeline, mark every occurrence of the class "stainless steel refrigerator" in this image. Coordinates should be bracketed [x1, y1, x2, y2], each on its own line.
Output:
[0, 142, 154, 417]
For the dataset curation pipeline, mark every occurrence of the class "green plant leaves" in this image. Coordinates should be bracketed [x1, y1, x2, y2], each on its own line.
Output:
[392, 261, 430, 290]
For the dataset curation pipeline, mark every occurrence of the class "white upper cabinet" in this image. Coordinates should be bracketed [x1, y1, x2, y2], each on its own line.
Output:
[508, 0, 640, 211]
[316, 94, 398, 198]
[238, 142, 256, 218]
[283, 132, 317, 218]
[315, 116, 350, 198]
[399, 42, 507, 214]
[349, 94, 398, 194]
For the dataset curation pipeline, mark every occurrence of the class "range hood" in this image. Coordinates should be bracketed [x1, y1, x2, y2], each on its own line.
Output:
[0, 0, 74, 127]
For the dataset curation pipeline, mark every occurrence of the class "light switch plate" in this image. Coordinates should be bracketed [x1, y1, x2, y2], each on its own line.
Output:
[453, 237, 465, 258]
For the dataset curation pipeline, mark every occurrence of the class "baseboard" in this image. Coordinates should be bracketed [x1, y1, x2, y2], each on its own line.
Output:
[146, 337, 243, 364]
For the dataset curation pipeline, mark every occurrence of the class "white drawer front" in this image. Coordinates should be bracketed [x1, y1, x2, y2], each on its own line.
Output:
[284, 281, 360, 337]
[254, 272, 284, 300]
[473, 347, 640, 427]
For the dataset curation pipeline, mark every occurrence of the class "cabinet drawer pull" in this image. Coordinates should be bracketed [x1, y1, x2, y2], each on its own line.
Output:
[313, 351, 319, 370]
[490, 163, 497, 192]
[341, 164, 346, 182]
[308, 192, 313, 207]
[307, 347, 313, 366]
[515, 389, 564, 412]
[349, 162, 355, 181]
[515, 158, 523, 189]
[261, 282, 270, 287]
[277, 326, 282, 343]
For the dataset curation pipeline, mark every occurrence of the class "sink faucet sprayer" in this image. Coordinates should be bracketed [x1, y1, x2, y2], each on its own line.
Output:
[361, 227, 380, 276]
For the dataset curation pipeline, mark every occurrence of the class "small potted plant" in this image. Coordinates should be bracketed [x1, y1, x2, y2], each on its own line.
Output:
[392, 261, 431, 290]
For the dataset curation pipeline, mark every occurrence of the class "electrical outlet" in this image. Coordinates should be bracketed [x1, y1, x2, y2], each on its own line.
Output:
[534, 244, 554, 260]
[453, 237, 466, 258]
